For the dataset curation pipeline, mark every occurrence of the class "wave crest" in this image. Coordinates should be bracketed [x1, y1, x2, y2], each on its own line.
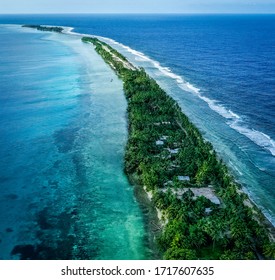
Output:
[64, 28, 275, 157]
[103, 37, 275, 157]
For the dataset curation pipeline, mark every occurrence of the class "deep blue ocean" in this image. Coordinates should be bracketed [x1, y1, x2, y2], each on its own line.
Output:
[0, 14, 274, 259]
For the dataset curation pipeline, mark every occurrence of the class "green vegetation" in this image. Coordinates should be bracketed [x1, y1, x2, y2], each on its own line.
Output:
[22, 25, 64, 33]
[83, 36, 275, 260]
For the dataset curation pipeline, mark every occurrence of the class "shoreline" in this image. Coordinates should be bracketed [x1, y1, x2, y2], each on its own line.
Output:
[81, 35, 274, 259]
[21, 25, 275, 259]
[59, 23, 275, 228]
[92, 30, 275, 227]
[1, 25, 152, 260]
[127, 174, 163, 259]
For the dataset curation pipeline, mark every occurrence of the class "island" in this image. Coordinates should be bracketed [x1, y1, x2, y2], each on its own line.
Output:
[20, 25, 275, 259]
[22, 25, 64, 33]
[82, 36, 275, 260]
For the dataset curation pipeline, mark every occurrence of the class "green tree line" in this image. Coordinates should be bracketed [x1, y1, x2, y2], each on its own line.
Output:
[82, 36, 275, 260]
[22, 25, 63, 33]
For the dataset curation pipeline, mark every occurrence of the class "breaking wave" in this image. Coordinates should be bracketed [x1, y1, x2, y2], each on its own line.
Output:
[102, 37, 275, 157]
[64, 28, 275, 157]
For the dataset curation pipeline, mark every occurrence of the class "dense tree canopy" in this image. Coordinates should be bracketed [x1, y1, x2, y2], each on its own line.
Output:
[83, 36, 274, 260]
[22, 25, 63, 33]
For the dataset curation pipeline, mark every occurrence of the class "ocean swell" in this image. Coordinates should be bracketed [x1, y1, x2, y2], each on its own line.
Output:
[230, 123, 275, 156]
[100, 36, 275, 158]
[64, 27, 275, 158]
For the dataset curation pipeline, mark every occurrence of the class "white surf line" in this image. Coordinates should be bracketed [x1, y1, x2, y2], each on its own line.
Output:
[40, 24, 274, 227]
[62, 27, 275, 158]
[101, 37, 275, 158]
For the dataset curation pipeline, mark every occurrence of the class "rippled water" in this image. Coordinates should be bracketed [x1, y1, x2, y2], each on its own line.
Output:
[0, 15, 274, 259]
[0, 25, 152, 259]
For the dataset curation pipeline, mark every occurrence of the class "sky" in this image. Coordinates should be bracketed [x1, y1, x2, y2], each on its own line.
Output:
[0, 0, 275, 14]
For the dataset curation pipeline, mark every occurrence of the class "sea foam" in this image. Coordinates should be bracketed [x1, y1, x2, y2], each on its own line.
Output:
[101, 37, 275, 157]
[230, 123, 275, 156]
[64, 28, 275, 158]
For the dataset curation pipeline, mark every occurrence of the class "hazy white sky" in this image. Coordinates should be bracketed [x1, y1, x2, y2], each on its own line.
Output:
[0, 0, 274, 14]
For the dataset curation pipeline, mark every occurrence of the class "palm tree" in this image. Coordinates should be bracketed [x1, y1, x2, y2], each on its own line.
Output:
[189, 224, 207, 248]
[263, 242, 275, 259]
[201, 219, 222, 250]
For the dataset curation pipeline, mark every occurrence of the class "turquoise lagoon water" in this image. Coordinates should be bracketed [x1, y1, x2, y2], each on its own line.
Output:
[78, 15, 274, 226]
[0, 14, 275, 259]
[103, 38, 275, 226]
[35, 14, 274, 226]
[0, 25, 151, 259]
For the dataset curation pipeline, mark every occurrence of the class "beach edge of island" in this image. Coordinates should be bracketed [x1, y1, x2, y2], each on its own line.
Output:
[21, 24, 275, 260]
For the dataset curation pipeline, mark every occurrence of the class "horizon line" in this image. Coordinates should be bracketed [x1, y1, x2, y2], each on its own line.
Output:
[1, 12, 275, 15]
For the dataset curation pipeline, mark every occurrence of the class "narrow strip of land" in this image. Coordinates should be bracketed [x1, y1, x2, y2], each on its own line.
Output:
[82, 36, 275, 260]
[22, 25, 274, 260]
[23, 25, 63, 33]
